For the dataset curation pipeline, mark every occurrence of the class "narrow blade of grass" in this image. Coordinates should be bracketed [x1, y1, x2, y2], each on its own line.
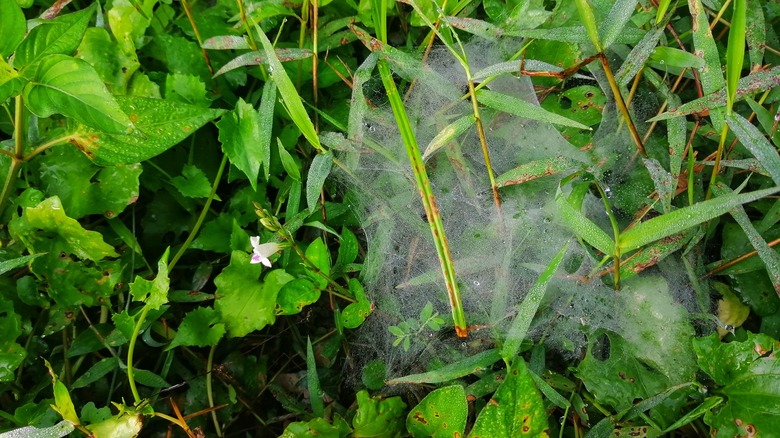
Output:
[253, 23, 323, 152]
[496, 156, 580, 188]
[599, 0, 639, 51]
[727, 112, 780, 185]
[618, 186, 780, 252]
[574, 0, 603, 51]
[688, 0, 726, 129]
[725, 0, 747, 112]
[477, 89, 591, 130]
[306, 337, 324, 417]
[386, 349, 500, 384]
[422, 114, 475, 160]
[556, 183, 615, 256]
[712, 184, 780, 297]
[501, 243, 568, 364]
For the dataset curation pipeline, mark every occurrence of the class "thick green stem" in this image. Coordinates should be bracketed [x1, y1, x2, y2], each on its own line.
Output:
[378, 59, 468, 338]
[0, 96, 26, 216]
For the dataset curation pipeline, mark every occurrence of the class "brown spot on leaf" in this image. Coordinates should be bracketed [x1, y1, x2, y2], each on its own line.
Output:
[129, 114, 138, 122]
[412, 412, 427, 425]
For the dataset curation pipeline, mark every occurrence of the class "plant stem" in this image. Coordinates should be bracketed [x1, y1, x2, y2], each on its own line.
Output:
[706, 122, 729, 199]
[466, 77, 501, 209]
[0, 96, 26, 216]
[206, 343, 223, 437]
[169, 154, 228, 271]
[127, 304, 152, 405]
[378, 59, 468, 338]
[598, 54, 646, 157]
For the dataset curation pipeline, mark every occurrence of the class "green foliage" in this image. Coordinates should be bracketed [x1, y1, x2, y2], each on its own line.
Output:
[1, 0, 779, 436]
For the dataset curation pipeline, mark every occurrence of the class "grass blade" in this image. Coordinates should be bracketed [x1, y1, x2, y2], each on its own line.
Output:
[377, 59, 468, 338]
[727, 112, 780, 185]
[556, 183, 615, 255]
[306, 337, 324, 417]
[422, 114, 475, 160]
[387, 349, 500, 384]
[619, 186, 780, 252]
[574, 0, 602, 51]
[501, 243, 568, 364]
[599, 0, 639, 51]
[688, 0, 726, 129]
[725, 0, 747, 112]
[253, 23, 323, 152]
[477, 89, 591, 130]
[496, 157, 580, 188]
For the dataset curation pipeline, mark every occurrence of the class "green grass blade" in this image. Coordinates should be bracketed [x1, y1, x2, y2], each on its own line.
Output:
[387, 349, 500, 384]
[619, 186, 780, 252]
[501, 243, 568, 364]
[253, 23, 323, 152]
[725, 0, 746, 112]
[306, 337, 325, 417]
[688, 0, 726, 129]
[655, 0, 673, 24]
[477, 89, 591, 130]
[712, 184, 780, 296]
[745, 2, 765, 69]
[573, 0, 603, 51]
[377, 59, 468, 338]
[727, 112, 780, 185]
[556, 183, 615, 255]
[598, 0, 639, 51]
[422, 114, 475, 160]
[496, 157, 580, 188]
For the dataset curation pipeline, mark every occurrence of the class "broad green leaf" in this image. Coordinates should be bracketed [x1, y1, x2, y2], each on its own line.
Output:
[0, 297, 26, 382]
[9, 196, 118, 261]
[618, 186, 780, 252]
[725, 0, 746, 111]
[477, 89, 590, 130]
[107, 0, 156, 53]
[555, 184, 615, 255]
[277, 279, 320, 315]
[352, 390, 406, 438]
[598, 0, 638, 50]
[86, 410, 143, 438]
[306, 152, 333, 213]
[164, 73, 210, 107]
[171, 164, 215, 199]
[0, 56, 25, 102]
[305, 237, 331, 289]
[501, 244, 567, 363]
[422, 115, 475, 160]
[727, 112, 780, 185]
[277, 139, 301, 181]
[13, 4, 96, 70]
[468, 358, 549, 437]
[44, 360, 79, 426]
[694, 332, 776, 386]
[24, 55, 134, 134]
[406, 385, 467, 438]
[77, 27, 139, 93]
[0, 0, 25, 57]
[68, 96, 225, 165]
[387, 349, 500, 385]
[496, 157, 579, 188]
[340, 279, 372, 329]
[166, 307, 225, 350]
[127, 368, 169, 388]
[215, 252, 294, 337]
[129, 247, 169, 309]
[335, 227, 359, 270]
[280, 418, 351, 438]
[218, 98, 263, 191]
[577, 330, 670, 412]
[37, 147, 141, 219]
[254, 24, 322, 152]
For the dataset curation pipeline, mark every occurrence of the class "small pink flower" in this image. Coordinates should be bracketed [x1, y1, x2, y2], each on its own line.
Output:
[250, 236, 280, 267]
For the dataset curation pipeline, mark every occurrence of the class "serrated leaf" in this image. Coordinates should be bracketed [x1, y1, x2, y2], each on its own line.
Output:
[215, 252, 294, 337]
[171, 164, 214, 198]
[167, 307, 225, 350]
[129, 247, 170, 309]
[164, 73, 210, 107]
[306, 152, 333, 213]
[68, 96, 225, 165]
[13, 4, 96, 70]
[217, 98, 263, 191]
[9, 196, 118, 261]
[468, 358, 549, 437]
[24, 55, 134, 134]
[407, 385, 467, 438]
[0, 0, 26, 57]
[352, 390, 406, 438]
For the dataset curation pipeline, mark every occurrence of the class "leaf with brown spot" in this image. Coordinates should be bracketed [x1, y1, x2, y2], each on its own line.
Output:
[406, 386, 467, 438]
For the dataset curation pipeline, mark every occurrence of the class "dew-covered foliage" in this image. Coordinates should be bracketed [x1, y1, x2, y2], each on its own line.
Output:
[0, 0, 779, 436]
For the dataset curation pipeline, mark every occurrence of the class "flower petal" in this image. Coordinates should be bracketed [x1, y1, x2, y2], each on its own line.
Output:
[250, 236, 260, 248]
